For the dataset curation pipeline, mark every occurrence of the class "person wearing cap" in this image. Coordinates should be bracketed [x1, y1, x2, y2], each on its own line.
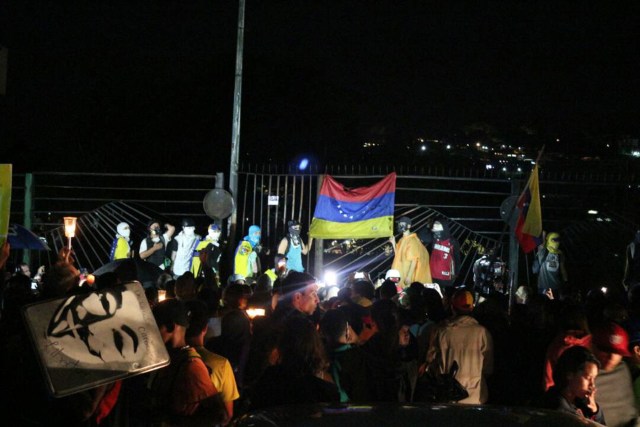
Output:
[172, 218, 202, 278]
[139, 219, 175, 269]
[390, 216, 432, 288]
[427, 289, 494, 404]
[110, 222, 133, 261]
[592, 322, 638, 427]
[149, 299, 225, 422]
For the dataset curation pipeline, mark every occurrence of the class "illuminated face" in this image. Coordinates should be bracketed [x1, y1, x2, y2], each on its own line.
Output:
[565, 362, 598, 400]
[296, 283, 319, 315]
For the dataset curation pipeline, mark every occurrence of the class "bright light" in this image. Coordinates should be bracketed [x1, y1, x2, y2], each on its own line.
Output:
[324, 271, 338, 287]
[502, 167, 507, 172]
[588, 210, 598, 215]
[517, 167, 522, 172]
[420, 145, 426, 151]
[298, 158, 309, 170]
[632, 151, 640, 158]
[556, 138, 560, 142]
[246, 308, 266, 319]
[485, 164, 494, 170]
[64, 217, 77, 238]
[446, 145, 451, 150]
[476, 142, 481, 147]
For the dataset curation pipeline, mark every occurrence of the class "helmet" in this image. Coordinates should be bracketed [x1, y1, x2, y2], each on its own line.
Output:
[182, 218, 195, 228]
[385, 269, 401, 282]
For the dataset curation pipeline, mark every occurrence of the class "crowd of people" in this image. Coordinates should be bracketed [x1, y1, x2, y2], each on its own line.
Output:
[1, 222, 640, 427]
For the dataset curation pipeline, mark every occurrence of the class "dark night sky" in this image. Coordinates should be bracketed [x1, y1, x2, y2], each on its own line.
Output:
[2, 1, 639, 173]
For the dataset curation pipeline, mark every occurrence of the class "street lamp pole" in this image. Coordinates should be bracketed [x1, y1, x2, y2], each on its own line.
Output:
[228, 0, 246, 254]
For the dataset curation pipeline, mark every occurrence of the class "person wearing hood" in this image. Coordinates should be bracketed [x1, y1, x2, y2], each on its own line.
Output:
[533, 232, 568, 297]
[234, 225, 261, 280]
[110, 222, 133, 260]
[277, 220, 311, 273]
[172, 218, 201, 278]
[427, 289, 494, 404]
[390, 216, 432, 288]
[428, 219, 460, 290]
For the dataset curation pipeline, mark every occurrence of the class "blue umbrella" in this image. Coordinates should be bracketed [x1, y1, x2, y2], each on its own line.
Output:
[7, 224, 51, 251]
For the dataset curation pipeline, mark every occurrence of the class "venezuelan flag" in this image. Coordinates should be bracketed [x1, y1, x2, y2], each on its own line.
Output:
[310, 173, 396, 239]
[515, 165, 543, 253]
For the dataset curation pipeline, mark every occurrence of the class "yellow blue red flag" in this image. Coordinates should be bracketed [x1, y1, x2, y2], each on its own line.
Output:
[515, 165, 542, 253]
[309, 173, 396, 239]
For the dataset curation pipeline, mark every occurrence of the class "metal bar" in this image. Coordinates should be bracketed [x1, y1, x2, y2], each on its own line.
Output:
[291, 175, 297, 224]
[33, 197, 204, 204]
[33, 171, 216, 179]
[22, 173, 34, 265]
[34, 185, 213, 192]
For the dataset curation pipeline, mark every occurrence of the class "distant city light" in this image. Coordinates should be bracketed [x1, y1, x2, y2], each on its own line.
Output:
[420, 145, 426, 151]
[298, 158, 309, 170]
[632, 151, 640, 158]
[556, 138, 560, 142]
[501, 167, 507, 172]
[446, 145, 451, 150]
[588, 210, 598, 215]
[517, 167, 522, 172]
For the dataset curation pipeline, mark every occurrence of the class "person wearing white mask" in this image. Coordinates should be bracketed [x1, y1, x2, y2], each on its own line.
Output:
[191, 223, 223, 280]
[171, 218, 201, 278]
[110, 222, 133, 260]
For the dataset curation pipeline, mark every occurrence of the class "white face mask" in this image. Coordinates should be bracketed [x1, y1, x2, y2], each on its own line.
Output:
[183, 226, 195, 237]
[208, 231, 221, 241]
[151, 237, 160, 243]
[117, 222, 130, 239]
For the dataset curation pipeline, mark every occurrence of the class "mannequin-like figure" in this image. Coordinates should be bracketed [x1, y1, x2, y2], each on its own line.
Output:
[624, 230, 640, 291]
[277, 220, 312, 273]
[110, 222, 133, 261]
[533, 232, 568, 297]
[171, 218, 201, 277]
[428, 219, 460, 290]
[234, 225, 261, 280]
[390, 216, 432, 288]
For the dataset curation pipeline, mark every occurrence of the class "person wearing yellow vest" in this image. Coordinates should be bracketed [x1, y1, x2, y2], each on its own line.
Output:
[390, 216, 432, 288]
[191, 223, 223, 279]
[234, 225, 261, 280]
[110, 222, 133, 261]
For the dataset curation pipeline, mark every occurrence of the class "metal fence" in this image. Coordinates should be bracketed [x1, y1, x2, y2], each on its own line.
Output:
[8, 167, 640, 289]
